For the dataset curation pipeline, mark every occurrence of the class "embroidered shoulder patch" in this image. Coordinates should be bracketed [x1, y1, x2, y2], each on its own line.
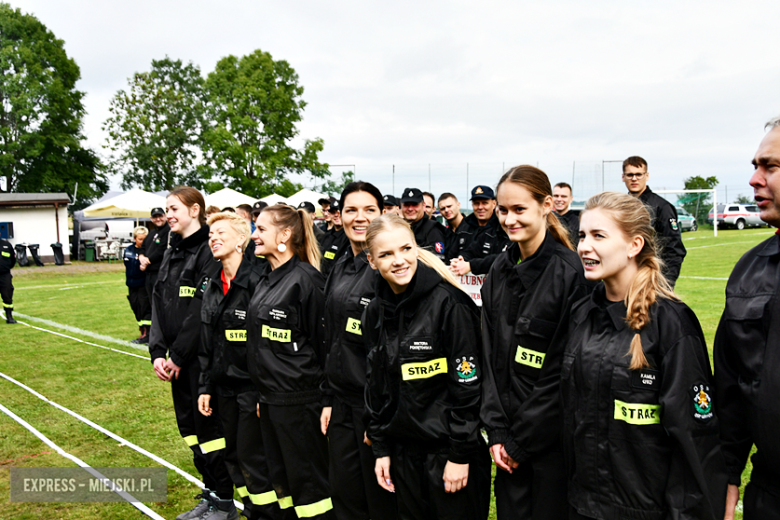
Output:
[690, 383, 713, 422]
[456, 356, 478, 382]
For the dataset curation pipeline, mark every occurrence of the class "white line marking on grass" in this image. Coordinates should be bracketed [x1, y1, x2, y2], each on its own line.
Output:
[16, 321, 149, 360]
[0, 371, 245, 512]
[15, 313, 145, 351]
[686, 240, 770, 250]
[0, 402, 166, 520]
[16, 280, 124, 291]
[678, 276, 729, 281]
[58, 286, 82, 291]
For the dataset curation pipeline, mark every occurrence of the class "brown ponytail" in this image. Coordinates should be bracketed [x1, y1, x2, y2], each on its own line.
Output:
[497, 165, 573, 250]
[262, 204, 322, 269]
[583, 192, 677, 370]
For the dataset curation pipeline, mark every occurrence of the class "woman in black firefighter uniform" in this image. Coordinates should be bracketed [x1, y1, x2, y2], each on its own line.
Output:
[148, 187, 234, 520]
[363, 214, 491, 520]
[319, 182, 397, 520]
[562, 192, 727, 520]
[247, 205, 334, 520]
[197, 212, 278, 520]
[480, 166, 590, 520]
[0, 237, 16, 324]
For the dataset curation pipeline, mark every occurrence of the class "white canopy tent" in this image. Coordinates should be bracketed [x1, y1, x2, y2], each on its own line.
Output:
[82, 188, 167, 218]
[204, 188, 257, 209]
[286, 188, 329, 209]
[260, 193, 288, 206]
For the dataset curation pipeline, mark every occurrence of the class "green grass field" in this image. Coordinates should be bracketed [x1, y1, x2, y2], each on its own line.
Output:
[0, 227, 772, 519]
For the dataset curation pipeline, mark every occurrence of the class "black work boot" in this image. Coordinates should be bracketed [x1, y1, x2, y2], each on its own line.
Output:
[199, 495, 239, 520]
[176, 489, 213, 520]
[139, 325, 149, 344]
[5, 309, 16, 324]
[130, 326, 145, 344]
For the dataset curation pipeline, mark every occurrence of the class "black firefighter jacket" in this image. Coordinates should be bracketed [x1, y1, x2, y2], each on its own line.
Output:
[460, 212, 511, 275]
[322, 248, 378, 408]
[480, 233, 590, 464]
[411, 217, 448, 262]
[714, 232, 780, 495]
[198, 259, 264, 397]
[638, 187, 687, 285]
[138, 223, 170, 275]
[320, 228, 351, 278]
[444, 214, 477, 262]
[561, 286, 727, 520]
[247, 255, 327, 406]
[149, 225, 219, 367]
[0, 238, 16, 274]
[363, 263, 483, 464]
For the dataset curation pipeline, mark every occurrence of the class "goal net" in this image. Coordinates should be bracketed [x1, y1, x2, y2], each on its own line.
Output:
[654, 189, 718, 237]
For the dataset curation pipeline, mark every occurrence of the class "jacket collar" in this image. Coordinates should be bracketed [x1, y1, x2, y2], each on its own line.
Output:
[505, 232, 556, 290]
[464, 211, 499, 229]
[637, 185, 655, 202]
[581, 283, 629, 331]
[757, 232, 780, 257]
[174, 224, 209, 253]
[376, 261, 441, 311]
[266, 254, 301, 287]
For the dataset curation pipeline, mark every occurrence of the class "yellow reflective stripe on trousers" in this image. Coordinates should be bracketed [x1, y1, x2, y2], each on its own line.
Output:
[278, 496, 294, 509]
[614, 399, 662, 425]
[401, 357, 447, 380]
[295, 497, 333, 518]
[3, 303, 13, 309]
[237, 486, 248, 498]
[183, 435, 199, 447]
[515, 346, 545, 369]
[200, 437, 226, 453]
[139, 320, 152, 326]
[249, 490, 278, 505]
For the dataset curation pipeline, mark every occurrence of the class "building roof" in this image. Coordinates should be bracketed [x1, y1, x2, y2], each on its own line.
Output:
[0, 193, 70, 207]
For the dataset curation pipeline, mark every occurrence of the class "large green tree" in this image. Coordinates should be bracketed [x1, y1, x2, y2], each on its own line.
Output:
[201, 49, 328, 197]
[103, 57, 206, 191]
[0, 3, 106, 205]
[680, 175, 719, 223]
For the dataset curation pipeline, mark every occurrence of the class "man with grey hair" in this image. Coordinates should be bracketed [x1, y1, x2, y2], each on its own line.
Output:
[715, 114, 780, 520]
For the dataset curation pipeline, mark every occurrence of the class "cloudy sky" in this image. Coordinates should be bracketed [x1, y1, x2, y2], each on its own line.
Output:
[11, 0, 780, 202]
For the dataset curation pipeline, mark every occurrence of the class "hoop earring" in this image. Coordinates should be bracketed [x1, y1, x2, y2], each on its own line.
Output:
[235, 244, 242, 253]
[277, 243, 287, 253]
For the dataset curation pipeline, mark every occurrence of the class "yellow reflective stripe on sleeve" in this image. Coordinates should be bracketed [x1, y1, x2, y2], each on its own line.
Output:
[295, 497, 333, 518]
[614, 399, 662, 425]
[278, 496, 294, 509]
[515, 346, 545, 369]
[183, 435, 199, 447]
[261, 324, 291, 342]
[324, 251, 335, 260]
[345, 317, 362, 335]
[401, 357, 448, 381]
[249, 490, 278, 505]
[200, 437, 226, 453]
[179, 286, 196, 297]
[225, 330, 247, 341]
[237, 486, 248, 498]
[139, 320, 152, 326]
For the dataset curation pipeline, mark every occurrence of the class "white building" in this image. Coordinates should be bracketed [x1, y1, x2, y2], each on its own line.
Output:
[0, 193, 70, 264]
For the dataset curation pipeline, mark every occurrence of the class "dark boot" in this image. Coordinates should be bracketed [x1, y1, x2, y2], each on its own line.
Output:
[139, 324, 149, 344]
[5, 308, 16, 324]
[199, 494, 239, 520]
[130, 326, 145, 344]
[176, 489, 213, 520]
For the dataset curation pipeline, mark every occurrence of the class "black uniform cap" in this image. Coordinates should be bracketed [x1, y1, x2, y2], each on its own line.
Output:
[400, 188, 423, 204]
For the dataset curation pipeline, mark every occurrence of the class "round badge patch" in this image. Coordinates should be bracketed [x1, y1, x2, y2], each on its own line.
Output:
[691, 383, 713, 422]
[435, 242, 445, 253]
[456, 356, 478, 382]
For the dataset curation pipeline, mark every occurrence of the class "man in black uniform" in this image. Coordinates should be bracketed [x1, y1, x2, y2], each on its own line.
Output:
[382, 195, 400, 216]
[422, 191, 435, 219]
[0, 238, 16, 324]
[715, 116, 780, 520]
[623, 156, 686, 286]
[319, 199, 350, 277]
[400, 187, 447, 262]
[298, 201, 325, 241]
[553, 182, 579, 247]
[438, 192, 476, 261]
[318, 197, 334, 231]
[451, 185, 510, 276]
[139, 207, 171, 299]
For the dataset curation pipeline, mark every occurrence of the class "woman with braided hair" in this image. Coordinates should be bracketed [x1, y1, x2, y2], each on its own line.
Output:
[560, 192, 728, 520]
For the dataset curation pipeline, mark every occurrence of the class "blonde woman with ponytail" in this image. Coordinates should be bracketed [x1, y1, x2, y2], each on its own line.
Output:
[561, 192, 728, 520]
[480, 165, 590, 520]
[363, 214, 491, 520]
[246, 204, 334, 519]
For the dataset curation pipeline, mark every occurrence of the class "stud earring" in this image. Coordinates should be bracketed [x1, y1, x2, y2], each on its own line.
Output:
[277, 243, 287, 253]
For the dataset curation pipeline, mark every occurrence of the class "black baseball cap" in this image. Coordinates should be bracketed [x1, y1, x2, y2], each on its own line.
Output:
[297, 201, 316, 214]
[330, 199, 341, 212]
[400, 188, 424, 204]
[470, 185, 495, 201]
[383, 194, 399, 207]
[151, 207, 165, 217]
[318, 197, 331, 207]
[252, 201, 267, 216]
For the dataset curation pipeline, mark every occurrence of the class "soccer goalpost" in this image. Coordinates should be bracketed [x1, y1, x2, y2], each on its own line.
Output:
[655, 189, 718, 237]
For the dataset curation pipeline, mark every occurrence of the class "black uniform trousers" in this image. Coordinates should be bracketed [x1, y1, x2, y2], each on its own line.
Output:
[744, 483, 780, 520]
[328, 396, 396, 520]
[389, 441, 491, 520]
[127, 285, 151, 326]
[218, 391, 280, 520]
[258, 401, 334, 520]
[172, 357, 233, 499]
[494, 450, 567, 520]
[1, 272, 13, 310]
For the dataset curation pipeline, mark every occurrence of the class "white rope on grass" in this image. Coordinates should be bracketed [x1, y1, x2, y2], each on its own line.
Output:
[16, 321, 149, 361]
[16, 280, 125, 291]
[0, 401, 166, 520]
[14, 312, 146, 351]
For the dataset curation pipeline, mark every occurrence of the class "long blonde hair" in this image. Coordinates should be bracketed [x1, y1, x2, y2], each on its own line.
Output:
[365, 214, 462, 291]
[262, 204, 322, 269]
[583, 192, 677, 370]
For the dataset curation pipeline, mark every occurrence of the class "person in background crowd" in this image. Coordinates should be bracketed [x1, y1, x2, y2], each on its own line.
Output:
[125, 226, 151, 344]
[400, 187, 447, 261]
[552, 182, 579, 247]
[438, 192, 475, 261]
[247, 204, 334, 520]
[383, 194, 400, 216]
[0, 237, 16, 324]
[243, 201, 269, 265]
[206, 205, 221, 218]
[222, 207, 236, 213]
[450, 185, 510, 275]
[320, 199, 351, 277]
[481, 166, 588, 520]
[197, 212, 277, 520]
[562, 192, 727, 520]
[715, 115, 780, 520]
[319, 197, 335, 231]
[320, 182, 397, 520]
[148, 187, 234, 520]
[298, 201, 325, 241]
[252, 201, 268, 220]
[363, 214, 491, 520]
[422, 191, 435, 219]
[139, 207, 171, 307]
[236, 204, 255, 233]
[622, 156, 686, 286]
